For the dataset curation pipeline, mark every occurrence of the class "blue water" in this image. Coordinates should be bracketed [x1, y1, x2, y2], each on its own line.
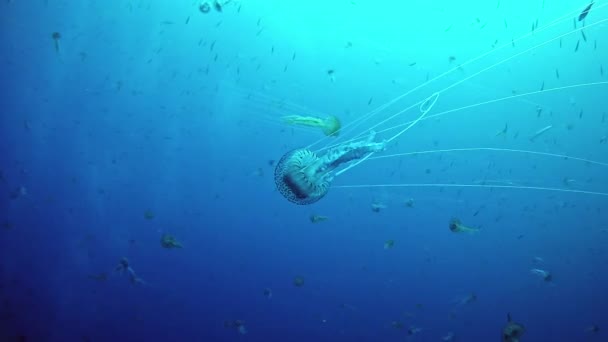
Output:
[1, 1, 607, 341]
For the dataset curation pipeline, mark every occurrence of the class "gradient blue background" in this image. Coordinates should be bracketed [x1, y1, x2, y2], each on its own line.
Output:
[1, 1, 607, 341]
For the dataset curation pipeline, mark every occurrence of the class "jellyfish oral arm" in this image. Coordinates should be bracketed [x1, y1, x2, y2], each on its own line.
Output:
[324, 133, 386, 177]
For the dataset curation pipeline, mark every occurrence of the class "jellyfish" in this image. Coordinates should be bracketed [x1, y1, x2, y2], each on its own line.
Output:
[274, 131, 386, 205]
[449, 218, 480, 234]
[251, 3, 608, 208]
[281, 114, 342, 137]
[51, 32, 61, 53]
[530, 268, 553, 282]
[160, 234, 183, 249]
[502, 313, 525, 342]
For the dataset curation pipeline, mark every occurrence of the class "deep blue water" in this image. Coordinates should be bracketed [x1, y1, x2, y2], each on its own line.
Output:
[1, 1, 607, 341]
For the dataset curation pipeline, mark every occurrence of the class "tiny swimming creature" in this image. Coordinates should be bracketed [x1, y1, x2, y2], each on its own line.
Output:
[384, 239, 395, 249]
[309, 214, 328, 223]
[160, 234, 183, 249]
[502, 313, 525, 342]
[51, 32, 61, 53]
[293, 275, 305, 287]
[449, 218, 480, 234]
[530, 268, 553, 282]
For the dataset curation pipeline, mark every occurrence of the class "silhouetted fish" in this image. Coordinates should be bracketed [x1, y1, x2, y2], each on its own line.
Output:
[578, 2, 594, 21]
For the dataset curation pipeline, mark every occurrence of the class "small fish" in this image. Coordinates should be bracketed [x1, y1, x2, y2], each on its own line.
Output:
[210, 40, 216, 51]
[448, 56, 456, 62]
[504, 18, 508, 28]
[327, 69, 335, 75]
[555, 68, 560, 79]
[573, 17, 577, 29]
[575, 40, 580, 52]
[578, 2, 594, 22]
[444, 24, 453, 32]
[408, 62, 417, 66]
[271, 46, 274, 54]
[581, 30, 587, 42]
[594, 40, 597, 50]
[579, 109, 583, 119]
[368, 97, 373, 105]
[185, 16, 190, 24]
[560, 38, 562, 48]
[540, 81, 545, 91]
[292, 52, 296, 61]
[601, 65, 604, 76]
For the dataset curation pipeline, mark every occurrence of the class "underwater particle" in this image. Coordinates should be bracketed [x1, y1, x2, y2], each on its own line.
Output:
[224, 320, 247, 335]
[274, 132, 385, 205]
[442, 331, 455, 341]
[263, 287, 272, 299]
[9, 186, 27, 200]
[584, 324, 599, 333]
[404, 198, 415, 208]
[384, 239, 395, 249]
[502, 313, 525, 342]
[391, 321, 404, 329]
[453, 293, 477, 306]
[449, 218, 480, 233]
[371, 201, 387, 212]
[282, 115, 341, 137]
[530, 268, 552, 282]
[407, 326, 422, 336]
[199, 2, 211, 13]
[51, 32, 61, 53]
[143, 210, 155, 220]
[309, 214, 328, 223]
[160, 234, 183, 249]
[293, 275, 305, 287]
[87, 272, 108, 282]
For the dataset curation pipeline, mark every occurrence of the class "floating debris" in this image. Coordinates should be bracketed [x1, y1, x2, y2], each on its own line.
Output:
[449, 218, 479, 233]
[309, 214, 328, 223]
[293, 276, 305, 287]
[160, 234, 183, 249]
